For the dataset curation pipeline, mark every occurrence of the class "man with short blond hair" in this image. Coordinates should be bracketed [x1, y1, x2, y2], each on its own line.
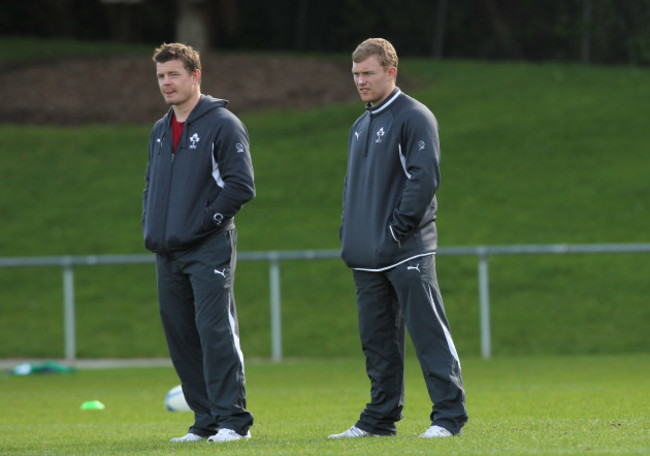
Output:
[352, 37, 398, 72]
[331, 38, 468, 440]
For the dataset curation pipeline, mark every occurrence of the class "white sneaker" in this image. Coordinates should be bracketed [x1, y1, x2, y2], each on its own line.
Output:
[328, 426, 375, 439]
[207, 428, 251, 442]
[419, 425, 453, 438]
[170, 432, 204, 442]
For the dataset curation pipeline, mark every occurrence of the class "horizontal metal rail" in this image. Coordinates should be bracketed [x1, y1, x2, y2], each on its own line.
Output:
[2, 243, 649, 361]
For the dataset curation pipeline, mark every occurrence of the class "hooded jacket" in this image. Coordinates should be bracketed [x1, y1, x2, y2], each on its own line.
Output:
[142, 95, 255, 254]
[340, 88, 440, 271]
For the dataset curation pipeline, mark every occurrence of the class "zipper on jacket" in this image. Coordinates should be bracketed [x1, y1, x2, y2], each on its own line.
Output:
[171, 119, 188, 163]
[160, 117, 188, 248]
[363, 115, 373, 157]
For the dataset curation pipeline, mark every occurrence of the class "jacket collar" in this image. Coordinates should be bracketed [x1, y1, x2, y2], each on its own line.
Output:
[366, 88, 401, 116]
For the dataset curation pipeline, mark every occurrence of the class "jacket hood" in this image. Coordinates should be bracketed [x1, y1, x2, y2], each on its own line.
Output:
[162, 94, 229, 124]
[190, 94, 229, 120]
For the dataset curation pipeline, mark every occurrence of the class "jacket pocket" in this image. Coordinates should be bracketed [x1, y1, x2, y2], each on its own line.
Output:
[374, 224, 401, 266]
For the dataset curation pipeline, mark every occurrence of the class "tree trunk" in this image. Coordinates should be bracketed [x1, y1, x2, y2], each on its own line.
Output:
[581, 0, 592, 65]
[176, 0, 209, 52]
[433, 0, 448, 59]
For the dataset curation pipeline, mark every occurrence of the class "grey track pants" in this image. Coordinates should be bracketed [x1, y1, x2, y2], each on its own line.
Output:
[352, 254, 467, 435]
[156, 229, 253, 436]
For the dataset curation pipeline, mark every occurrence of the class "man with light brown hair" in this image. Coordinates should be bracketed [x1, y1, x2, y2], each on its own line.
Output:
[331, 38, 468, 439]
[143, 42, 255, 444]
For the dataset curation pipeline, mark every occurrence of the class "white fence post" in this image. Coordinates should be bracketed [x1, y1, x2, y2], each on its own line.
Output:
[478, 249, 491, 359]
[269, 253, 283, 362]
[62, 259, 76, 363]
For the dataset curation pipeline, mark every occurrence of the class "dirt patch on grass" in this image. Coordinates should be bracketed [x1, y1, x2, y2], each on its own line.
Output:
[1, 53, 364, 125]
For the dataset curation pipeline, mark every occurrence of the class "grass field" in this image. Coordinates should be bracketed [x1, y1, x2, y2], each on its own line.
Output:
[1, 355, 649, 455]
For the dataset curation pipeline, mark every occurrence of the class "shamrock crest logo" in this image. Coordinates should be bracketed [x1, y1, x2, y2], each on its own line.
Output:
[189, 133, 200, 149]
[375, 127, 385, 143]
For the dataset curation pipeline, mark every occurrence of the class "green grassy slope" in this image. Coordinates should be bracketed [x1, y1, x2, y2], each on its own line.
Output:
[1, 42, 649, 359]
[405, 59, 650, 245]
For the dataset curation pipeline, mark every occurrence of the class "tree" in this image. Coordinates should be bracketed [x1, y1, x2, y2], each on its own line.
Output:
[176, 0, 209, 52]
[580, 0, 592, 64]
[432, 0, 448, 59]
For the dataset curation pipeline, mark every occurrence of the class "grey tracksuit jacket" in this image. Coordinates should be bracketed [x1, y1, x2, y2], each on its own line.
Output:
[142, 95, 255, 254]
[340, 88, 440, 270]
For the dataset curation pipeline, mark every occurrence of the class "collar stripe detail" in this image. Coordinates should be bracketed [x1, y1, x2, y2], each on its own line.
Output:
[368, 88, 402, 115]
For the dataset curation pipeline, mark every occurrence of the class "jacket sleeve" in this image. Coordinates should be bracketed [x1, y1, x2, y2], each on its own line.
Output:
[142, 126, 158, 234]
[142, 163, 149, 234]
[340, 174, 348, 241]
[389, 108, 441, 242]
[208, 114, 256, 218]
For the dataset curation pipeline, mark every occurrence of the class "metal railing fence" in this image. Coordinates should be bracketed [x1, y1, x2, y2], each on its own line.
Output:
[2, 243, 649, 362]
